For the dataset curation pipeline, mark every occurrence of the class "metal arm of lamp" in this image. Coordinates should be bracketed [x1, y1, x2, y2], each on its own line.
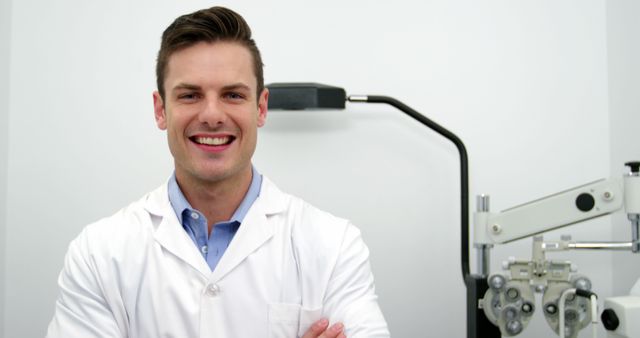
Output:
[266, 82, 499, 338]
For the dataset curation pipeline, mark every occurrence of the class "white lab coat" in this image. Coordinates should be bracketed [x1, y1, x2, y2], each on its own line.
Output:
[47, 177, 390, 338]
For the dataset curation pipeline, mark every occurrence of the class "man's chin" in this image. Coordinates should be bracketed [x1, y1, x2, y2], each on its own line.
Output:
[188, 165, 251, 185]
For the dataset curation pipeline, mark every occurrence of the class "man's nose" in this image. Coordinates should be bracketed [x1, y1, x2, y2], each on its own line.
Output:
[198, 97, 226, 126]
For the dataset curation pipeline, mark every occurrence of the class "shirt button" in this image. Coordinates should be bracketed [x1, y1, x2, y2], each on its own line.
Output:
[201, 245, 208, 254]
[190, 212, 200, 220]
[206, 284, 220, 297]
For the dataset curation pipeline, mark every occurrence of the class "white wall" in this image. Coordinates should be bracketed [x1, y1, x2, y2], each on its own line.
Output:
[607, 0, 640, 296]
[0, 0, 12, 332]
[2, 0, 628, 337]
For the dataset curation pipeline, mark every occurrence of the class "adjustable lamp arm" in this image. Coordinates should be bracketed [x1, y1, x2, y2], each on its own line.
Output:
[267, 83, 497, 338]
[347, 95, 471, 280]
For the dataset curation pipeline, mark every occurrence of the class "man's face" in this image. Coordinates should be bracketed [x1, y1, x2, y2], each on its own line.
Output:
[153, 41, 268, 186]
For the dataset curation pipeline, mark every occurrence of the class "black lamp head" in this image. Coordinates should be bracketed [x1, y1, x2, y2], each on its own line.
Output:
[266, 83, 346, 110]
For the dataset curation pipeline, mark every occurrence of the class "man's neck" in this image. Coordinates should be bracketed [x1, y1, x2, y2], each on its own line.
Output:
[175, 166, 253, 232]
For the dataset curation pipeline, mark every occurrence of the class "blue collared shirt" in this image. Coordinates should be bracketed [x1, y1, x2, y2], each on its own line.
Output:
[167, 167, 262, 272]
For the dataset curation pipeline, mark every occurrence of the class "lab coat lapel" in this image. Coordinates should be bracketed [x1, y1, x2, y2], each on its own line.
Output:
[210, 178, 286, 281]
[143, 184, 211, 278]
[210, 198, 272, 281]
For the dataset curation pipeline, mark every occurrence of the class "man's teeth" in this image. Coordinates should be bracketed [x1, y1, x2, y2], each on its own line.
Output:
[194, 136, 230, 146]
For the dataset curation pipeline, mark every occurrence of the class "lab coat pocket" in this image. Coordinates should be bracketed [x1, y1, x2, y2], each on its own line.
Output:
[297, 307, 322, 338]
[268, 303, 300, 338]
[268, 303, 323, 338]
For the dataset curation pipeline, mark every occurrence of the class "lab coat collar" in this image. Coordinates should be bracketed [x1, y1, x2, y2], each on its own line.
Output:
[143, 176, 287, 217]
[142, 176, 288, 279]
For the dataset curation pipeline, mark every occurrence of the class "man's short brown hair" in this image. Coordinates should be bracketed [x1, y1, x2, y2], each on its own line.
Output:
[156, 6, 264, 101]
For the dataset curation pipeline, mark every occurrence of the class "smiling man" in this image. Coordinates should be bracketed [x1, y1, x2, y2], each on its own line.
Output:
[46, 6, 389, 338]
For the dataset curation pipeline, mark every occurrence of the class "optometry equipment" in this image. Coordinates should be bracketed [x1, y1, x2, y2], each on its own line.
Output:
[475, 162, 640, 337]
[266, 82, 640, 338]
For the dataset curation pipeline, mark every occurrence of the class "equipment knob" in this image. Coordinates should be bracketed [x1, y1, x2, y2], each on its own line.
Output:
[625, 161, 640, 174]
[601, 308, 620, 331]
[576, 193, 595, 212]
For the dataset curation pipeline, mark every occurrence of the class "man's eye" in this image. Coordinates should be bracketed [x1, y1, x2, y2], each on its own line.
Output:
[178, 93, 199, 100]
[224, 92, 245, 100]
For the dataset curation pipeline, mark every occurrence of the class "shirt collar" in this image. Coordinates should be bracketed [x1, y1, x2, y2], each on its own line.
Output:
[168, 166, 263, 225]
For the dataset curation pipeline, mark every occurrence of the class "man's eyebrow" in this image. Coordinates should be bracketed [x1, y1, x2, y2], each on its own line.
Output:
[172, 83, 202, 92]
[221, 83, 251, 92]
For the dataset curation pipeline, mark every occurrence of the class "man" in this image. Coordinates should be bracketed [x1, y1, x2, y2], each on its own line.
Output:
[47, 6, 389, 338]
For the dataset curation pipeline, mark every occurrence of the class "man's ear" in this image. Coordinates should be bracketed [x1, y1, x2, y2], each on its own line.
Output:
[257, 88, 269, 127]
[153, 91, 167, 130]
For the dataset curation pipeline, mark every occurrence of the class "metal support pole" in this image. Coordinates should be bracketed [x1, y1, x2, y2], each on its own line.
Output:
[629, 214, 640, 252]
[475, 195, 492, 277]
[568, 242, 633, 251]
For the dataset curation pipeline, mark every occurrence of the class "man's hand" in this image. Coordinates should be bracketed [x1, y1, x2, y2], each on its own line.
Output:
[301, 318, 346, 338]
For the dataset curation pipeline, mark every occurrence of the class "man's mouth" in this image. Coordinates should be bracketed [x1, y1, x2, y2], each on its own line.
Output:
[190, 135, 235, 146]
